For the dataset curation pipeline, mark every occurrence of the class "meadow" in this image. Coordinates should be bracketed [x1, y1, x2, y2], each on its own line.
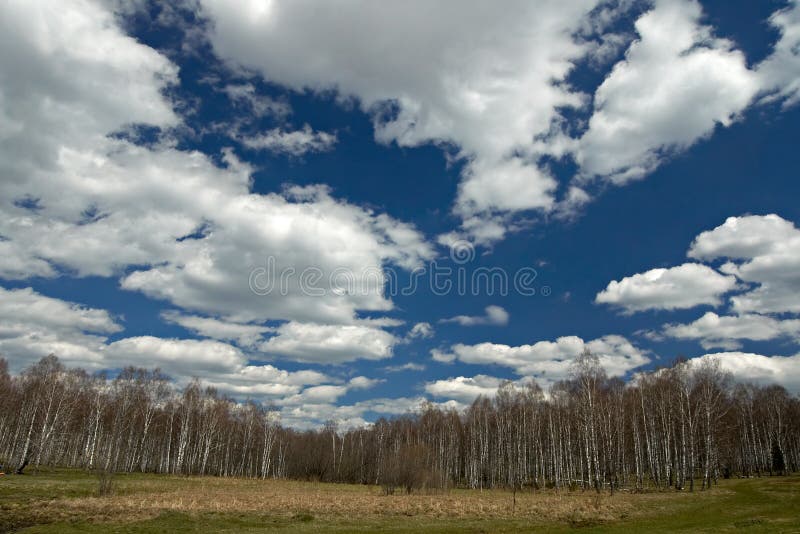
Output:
[1, 469, 798, 533]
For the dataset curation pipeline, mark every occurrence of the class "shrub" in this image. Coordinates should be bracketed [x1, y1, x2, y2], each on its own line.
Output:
[96, 467, 115, 497]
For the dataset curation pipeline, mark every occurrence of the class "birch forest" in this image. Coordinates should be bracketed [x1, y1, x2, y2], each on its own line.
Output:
[2, 352, 798, 494]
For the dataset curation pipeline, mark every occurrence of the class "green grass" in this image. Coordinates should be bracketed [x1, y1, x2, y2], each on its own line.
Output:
[1, 469, 798, 533]
[586, 476, 800, 533]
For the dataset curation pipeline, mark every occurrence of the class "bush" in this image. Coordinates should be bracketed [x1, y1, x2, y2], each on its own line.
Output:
[96, 467, 115, 497]
[378, 443, 446, 495]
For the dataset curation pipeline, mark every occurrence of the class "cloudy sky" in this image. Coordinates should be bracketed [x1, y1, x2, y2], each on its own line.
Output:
[2, 0, 800, 427]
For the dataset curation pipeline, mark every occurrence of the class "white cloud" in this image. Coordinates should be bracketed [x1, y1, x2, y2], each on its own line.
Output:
[222, 83, 290, 117]
[279, 395, 426, 430]
[198, 0, 613, 241]
[572, 0, 800, 193]
[104, 336, 341, 400]
[0, 240, 58, 280]
[279, 395, 468, 430]
[105, 336, 246, 375]
[237, 124, 337, 155]
[259, 321, 396, 363]
[756, 0, 800, 107]
[585, 31, 631, 67]
[689, 352, 800, 394]
[0, 286, 121, 370]
[441, 305, 509, 326]
[663, 312, 800, 350]
[2, 145, 253, 279]
[192, 0, 800, 244]
[404, 322, 434, 341]
[0, 0, 433, 339]
[576, 0, 760, 183]
[210, 364, 330, 397]
[424, 374, 515, 403]
[0, 286, 450, 427]
[431, 349, 457, 364]
[0, 288, 337, 402]
[348, 376, 385, 390]
[688, 214, 800, 314]
[596, 263, 737, 313]
[0, 0, 189, 280]
[161, 311, 272, 348]
[283, 384, 350, 405]
[607, 214, 800, 360]
[688, 214, 797, 260]
[607, 214, 800, 340]
[0, 286, 120, 336]
[443, 335, 648, 385]
[118, 184, 433, 324]
[0, 0, 179, 162]
[0, 1, 450, 429]
[6, 0, 800, 430]
[384, 362, 426, 373]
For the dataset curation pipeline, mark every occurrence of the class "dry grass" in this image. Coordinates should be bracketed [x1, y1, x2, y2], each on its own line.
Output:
[27, 475, 698, 526]
[3, 470, 798, 533]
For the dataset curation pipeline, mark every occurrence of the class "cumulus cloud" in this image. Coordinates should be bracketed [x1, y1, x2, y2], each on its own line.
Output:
[608, 214, 800, 360]
[193, 0, 800, 241]
[259, 321, 397, 363]
[104, 336, 349, 402]
[662, 312, 800, 350]
[424, 374, 515, 403]
[194, 0, 800, 241]
[688, 214, 800, 314]
[0, 2, 453, 436]
[348, 376, 385, 390]
[5, 0, 800, 430]
[576, 0, 760, 183]
[441, 335, 649, 386]
[409, 322, 434, 338]
[0, 287, 343, 404]
[279, 395, 443, 430]
[601, 215, 800, 317]
[756, 1, 800, 107]
[284, 384, 350, 405]
[688, 214, 797, 260]
[596, 263, 737, 314]
[689, 352, 800, 394]
[568, 0, 800, 205]
[441, 305, 509, 326]
[0, 286, 120, 336]
[0, 287, 462, 428]
[105, 336, 246, 375]
[161, 311, 272, 348]
[0, 286, 121, 370]
[401, 322, 434, 343]
[214, 82, 337, 155]
[119, 184, 433, 325]
[0, 290, 405, 427]
[184, 0, 800, 244]
[431, 349, 457, 364]
[0, 0, 184, 280]
[0, 0, 433, 338]
[197, 0, 610, 241]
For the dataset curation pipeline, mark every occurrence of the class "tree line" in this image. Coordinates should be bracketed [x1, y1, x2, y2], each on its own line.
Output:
[1, 352, 798, 493]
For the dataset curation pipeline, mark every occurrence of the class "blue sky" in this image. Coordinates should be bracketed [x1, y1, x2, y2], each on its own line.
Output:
[2, 0, 800, 427]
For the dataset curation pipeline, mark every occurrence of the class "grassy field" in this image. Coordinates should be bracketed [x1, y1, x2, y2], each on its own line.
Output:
[1, 469, 798, 533]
